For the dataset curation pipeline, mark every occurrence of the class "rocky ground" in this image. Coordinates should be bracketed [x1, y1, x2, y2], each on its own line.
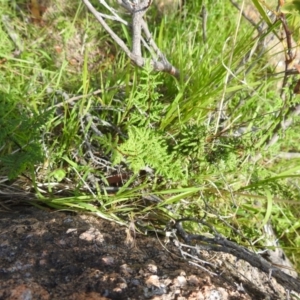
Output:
[0, 205, 299, 300]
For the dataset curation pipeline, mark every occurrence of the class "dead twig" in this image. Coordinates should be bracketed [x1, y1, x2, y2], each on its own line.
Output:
[231, 1, 300, 163]
[171, 218, 300, 293]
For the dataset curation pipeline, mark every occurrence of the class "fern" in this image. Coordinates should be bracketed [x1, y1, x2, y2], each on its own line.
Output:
[126, 62, 164, 128]
[0, 93, 49, 179]
[0, 144, 43, 179]
[113, 126, 184, 181]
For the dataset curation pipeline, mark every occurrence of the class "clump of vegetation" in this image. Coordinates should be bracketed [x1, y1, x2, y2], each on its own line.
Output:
[0, 0, 300, 273]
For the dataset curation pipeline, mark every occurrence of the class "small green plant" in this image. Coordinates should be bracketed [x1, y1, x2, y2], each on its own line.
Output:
[113, 125, 184, 180]
[0, 92, 49, 179]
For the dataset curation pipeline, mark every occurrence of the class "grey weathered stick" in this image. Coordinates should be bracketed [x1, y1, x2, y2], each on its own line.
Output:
[82, 0, 132, 57]
[82, 0, 180, 77]
[132, 1, 149, 57]
[173, 219, 300, 293]
[141, 20, 163, 60]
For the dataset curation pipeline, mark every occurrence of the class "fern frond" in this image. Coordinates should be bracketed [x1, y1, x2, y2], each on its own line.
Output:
[114, 126, 184, 181]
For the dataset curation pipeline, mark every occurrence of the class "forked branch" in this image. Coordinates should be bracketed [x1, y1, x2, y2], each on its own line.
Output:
[82, 0, 180, 78]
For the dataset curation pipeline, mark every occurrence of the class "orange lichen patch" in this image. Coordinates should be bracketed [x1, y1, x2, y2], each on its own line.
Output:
[7, 283, 50, 300]
[69, 293, 110, 300]
[54, 45, 63, 54]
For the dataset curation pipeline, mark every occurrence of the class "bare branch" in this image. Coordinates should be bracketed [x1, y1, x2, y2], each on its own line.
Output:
[231, 0, 300, 163]
[82, 0, 180, 78]
[277, 152, 300, 159]
[131, 0, 151, 57]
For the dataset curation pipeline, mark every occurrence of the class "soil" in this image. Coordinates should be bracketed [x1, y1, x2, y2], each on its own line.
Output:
[0, 206, 299, 300]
